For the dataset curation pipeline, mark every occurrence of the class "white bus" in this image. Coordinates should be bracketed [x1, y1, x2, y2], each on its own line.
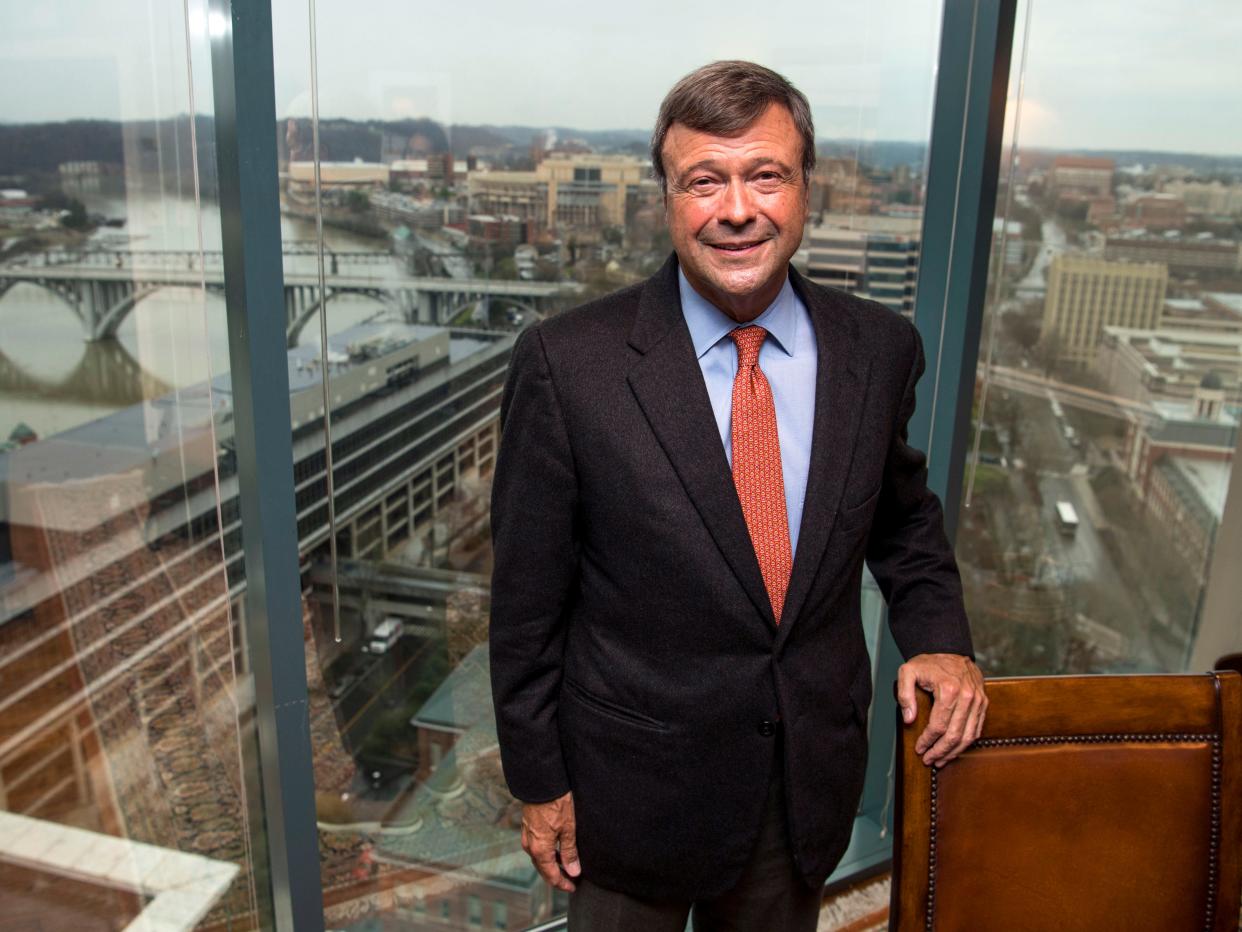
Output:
[1055, 500, 1079, 536]
[365, 617, 404, 654]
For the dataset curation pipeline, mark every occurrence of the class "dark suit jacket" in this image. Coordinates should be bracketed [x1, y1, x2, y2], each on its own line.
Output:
[488, 254, 973, 901]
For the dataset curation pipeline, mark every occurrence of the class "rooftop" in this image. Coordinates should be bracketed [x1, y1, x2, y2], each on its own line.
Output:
[0, 320, 500, 528]
[1159, 456, 1232, 524]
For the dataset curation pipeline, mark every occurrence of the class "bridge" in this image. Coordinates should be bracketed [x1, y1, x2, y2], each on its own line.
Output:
[0, 342, 173, 408]
[0, 248, 580, 345]
[980, 363, 1158, 424]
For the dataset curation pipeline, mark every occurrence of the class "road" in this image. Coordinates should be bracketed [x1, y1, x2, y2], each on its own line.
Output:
[1016, 391, 1160, 667]
[329, 634, 442, 753]
[1015, 218, 1068, 298]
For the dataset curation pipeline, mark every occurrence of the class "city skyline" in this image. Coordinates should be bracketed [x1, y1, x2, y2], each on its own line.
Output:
[2, 0, 1241, 155]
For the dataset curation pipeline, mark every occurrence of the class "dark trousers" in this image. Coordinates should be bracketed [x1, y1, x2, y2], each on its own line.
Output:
[566, 750, 821, 932]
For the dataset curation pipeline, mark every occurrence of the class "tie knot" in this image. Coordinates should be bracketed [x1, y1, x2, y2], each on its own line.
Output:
[730, 326, 768, 368]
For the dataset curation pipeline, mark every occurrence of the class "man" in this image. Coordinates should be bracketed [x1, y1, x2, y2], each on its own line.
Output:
[489, 61, 986, 930]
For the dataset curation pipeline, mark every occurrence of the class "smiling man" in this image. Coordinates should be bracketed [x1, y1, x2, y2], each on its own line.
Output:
[489, 61, 986, 931]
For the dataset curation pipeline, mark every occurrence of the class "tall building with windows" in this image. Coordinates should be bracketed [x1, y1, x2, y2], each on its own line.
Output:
[805, 215, 921, 317]
[1040, 255, 1168, 367]
[466, 154, 652, 237]
[1050, 155, 1114, 198]
[1096, 325, 1242, 407]
[1104, 232, 1242, 275]
[537, 154, 649, 231]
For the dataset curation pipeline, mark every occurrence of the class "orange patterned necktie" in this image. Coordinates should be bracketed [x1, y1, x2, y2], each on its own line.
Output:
[729, 326, 793, 625]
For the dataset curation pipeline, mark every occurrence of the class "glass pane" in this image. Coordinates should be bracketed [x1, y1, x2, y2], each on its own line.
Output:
[0, 1, 268, 927]
[958, 0, 1241, 677]
[268, 0, 947, 924]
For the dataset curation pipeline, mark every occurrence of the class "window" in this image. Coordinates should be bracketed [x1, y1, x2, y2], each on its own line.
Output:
[1, 1, 265, 927]
[269, 0, 953, 924]
[957, 0, 1240, 678]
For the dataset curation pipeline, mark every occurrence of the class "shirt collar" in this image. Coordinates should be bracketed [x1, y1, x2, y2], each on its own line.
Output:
[678, 267, 800, 360]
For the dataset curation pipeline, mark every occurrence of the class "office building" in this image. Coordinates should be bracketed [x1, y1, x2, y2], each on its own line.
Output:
[1122, 193, 1186, 230]
[1050, 155, 1115, 199]
[805, 214, 922, 316]
[1104, 232, 1242, 276]
[466, 154, 651, 237]
[1160, 179, 1242, 216]
[1121, 376, 1237, 585]
[1040, 255, 1168, 367]
[1097, 325, 1242, 408]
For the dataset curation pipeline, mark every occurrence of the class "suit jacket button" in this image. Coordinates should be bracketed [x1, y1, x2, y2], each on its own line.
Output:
[758, 720, 776, 737]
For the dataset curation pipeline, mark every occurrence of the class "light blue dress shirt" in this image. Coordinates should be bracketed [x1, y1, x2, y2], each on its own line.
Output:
[678, 269, 818, 556]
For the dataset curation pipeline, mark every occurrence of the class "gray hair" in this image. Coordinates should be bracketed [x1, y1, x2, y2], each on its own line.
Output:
[650, 60, 816, 192]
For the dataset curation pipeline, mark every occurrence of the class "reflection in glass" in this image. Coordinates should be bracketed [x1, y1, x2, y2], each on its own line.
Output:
[959, 0, 1241, 678]
[1, 0, 264, 926]
[265, 0, 947, 925]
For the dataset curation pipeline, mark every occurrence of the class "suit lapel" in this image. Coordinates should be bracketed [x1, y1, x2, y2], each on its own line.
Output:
[776, 269, 871, 647]
[626, 257, 777, 630]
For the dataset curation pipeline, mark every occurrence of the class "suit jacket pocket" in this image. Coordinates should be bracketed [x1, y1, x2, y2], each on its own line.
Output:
[562, 678, 670, 733]
[837, 484, 881, 534]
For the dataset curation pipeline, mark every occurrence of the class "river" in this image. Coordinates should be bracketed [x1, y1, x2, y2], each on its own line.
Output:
[0, 190, 406, 441]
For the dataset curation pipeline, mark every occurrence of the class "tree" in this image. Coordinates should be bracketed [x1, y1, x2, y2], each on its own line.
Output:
[60, 199, 89, 230]
[345, 189, 370, 214]
[1035, 330, 1063, 377]
[1003, 310, 1042, 354]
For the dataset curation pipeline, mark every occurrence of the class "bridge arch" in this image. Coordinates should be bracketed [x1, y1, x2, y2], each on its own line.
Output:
[0, 276, 91, 334]
[92, 283, 165, 340]
[286, 287, 389, 347]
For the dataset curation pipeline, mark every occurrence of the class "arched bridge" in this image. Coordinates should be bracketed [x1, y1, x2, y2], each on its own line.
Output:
[0, 248, 580, 345]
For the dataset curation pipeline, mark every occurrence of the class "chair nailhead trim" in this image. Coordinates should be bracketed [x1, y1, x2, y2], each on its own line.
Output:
[924, 732, 1222, 932]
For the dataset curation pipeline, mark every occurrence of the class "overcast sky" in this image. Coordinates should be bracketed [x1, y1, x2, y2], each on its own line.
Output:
[2, 0, 1240, 155]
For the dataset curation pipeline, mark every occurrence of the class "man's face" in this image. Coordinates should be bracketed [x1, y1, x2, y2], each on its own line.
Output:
[662, 103, 809, 322]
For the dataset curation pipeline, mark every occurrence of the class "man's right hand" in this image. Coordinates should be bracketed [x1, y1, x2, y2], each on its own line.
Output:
[521, 791, 581, 892]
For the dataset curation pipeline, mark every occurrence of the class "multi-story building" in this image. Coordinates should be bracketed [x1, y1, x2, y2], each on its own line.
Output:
[805, 215, 922, 317]
[991, 218, 1026, 277]
[467, 214, 529, 247]
[1096, 325, 1242, 407]
[1123, 193, 1186, 230]
[1121, 376, 1237, 584]
[1162, 294, 1242, 336]
[466, 171, 550, 229]
[286, 160, 391, 195]
[1161, 179, 1242, 216]
[1040, 255, 1167, 367]
[390, 157, 472, 186]
[536, 153, 649, 231]
[1050, 155, 1114, 198]
[466, 154, 652, 237]
[370, 190, 465, 231]
[1104, 232, 1242, 276]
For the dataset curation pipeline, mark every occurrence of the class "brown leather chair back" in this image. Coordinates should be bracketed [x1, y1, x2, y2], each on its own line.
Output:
[891, 672, 1242, 931]
[1218, 654, 1242, 677]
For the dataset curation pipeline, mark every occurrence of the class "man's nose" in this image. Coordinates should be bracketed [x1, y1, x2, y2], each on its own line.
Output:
[717, 180, 756, 227]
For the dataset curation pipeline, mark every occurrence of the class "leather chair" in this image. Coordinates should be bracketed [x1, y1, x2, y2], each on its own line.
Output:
[1218, 654, 1242, 677]
[891, 672, 1242, 931]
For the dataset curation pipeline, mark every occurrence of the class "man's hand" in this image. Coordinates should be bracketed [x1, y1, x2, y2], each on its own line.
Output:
[521, 791, 581, 892]
[897, 653, 987, 767]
